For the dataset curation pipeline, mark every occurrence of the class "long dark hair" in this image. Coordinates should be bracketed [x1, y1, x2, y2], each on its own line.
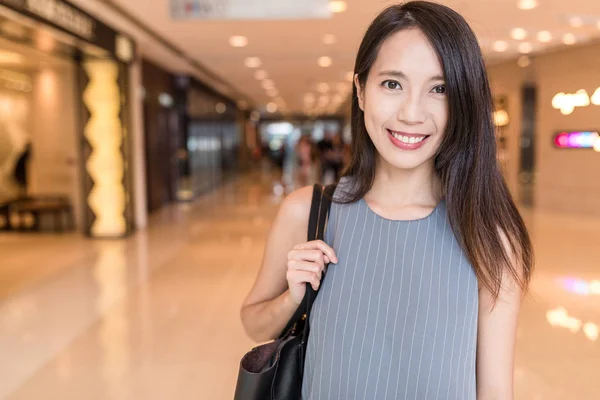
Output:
[342, 1, 533, 299]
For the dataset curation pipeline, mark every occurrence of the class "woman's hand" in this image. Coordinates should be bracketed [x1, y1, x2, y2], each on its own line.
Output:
[286, 240, 338, 305]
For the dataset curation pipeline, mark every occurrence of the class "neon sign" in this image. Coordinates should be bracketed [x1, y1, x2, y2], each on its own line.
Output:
[552, 87, 600, 115]
[553, 131, 600, 151]
[559, 277, 600, 296]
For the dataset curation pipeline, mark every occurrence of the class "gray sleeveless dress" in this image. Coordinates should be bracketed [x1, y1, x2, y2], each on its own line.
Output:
[301, 181, 479, 400]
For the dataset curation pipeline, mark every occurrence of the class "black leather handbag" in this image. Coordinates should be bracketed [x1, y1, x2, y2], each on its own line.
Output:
[234, 183, 336, 400]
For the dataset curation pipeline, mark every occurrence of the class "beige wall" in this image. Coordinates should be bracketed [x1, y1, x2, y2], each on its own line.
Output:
[0, 35, 84, 229]
[129, 60, 148, 230]
[488, 42, 600, 217]
[0, 72, 32, 203]
[533, 42, 600, 217]
[29, 64, 83, 229]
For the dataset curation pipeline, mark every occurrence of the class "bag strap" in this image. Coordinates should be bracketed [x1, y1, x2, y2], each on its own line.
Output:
[301, 183, 335, 341]
[278, 183, 336, 340]
[307, 184, 324, 243]
[304, 184, 334, 304]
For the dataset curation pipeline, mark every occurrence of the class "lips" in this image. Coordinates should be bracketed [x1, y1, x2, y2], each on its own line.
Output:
[386, 129, 431, 150]
[387, 129, 430, 144]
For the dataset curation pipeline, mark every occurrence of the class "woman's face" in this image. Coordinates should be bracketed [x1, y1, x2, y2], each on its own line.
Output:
[356, 28, 448, 171]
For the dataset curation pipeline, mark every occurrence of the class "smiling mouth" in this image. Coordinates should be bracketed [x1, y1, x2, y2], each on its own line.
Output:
[387, 129, 430, 144]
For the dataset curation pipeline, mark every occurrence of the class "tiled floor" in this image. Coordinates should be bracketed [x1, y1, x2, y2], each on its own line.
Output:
[0, 171, 598, 399]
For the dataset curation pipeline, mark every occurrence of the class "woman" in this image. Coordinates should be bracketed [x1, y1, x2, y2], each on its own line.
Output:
[241, 2, 533, 399]
[296, 135, 315, 186]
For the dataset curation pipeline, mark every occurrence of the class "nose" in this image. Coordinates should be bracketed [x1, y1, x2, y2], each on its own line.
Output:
[397, 92, 426, 125]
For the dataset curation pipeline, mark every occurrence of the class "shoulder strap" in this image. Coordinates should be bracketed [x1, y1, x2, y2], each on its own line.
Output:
[301, 184, 335, 339]
[307, 184, 324, 242]
[307, 183, 335, 241]
[279, 183, 336, 339]
[305, 182, 335, 296]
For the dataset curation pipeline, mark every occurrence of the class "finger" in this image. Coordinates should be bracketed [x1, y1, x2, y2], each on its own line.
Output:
[288, 260, 323, 279]
[288, 249, 325, 267]
[287, 270, 320, 291]
[294, 240, 338, 263]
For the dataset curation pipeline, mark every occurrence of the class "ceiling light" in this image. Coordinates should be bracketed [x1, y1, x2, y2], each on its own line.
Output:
[261, 79, 275, 89]
[304, 93, 316, 103]
[333, 94, 343, 103]
[318, 56, 333, 68]
[254, 70, 268, 80]
[511, 28, 527, 40]
[266, 88, 279, 97]
[493, 40, 509, 52]
[517, 55, 531, 68]
[317, 83, 330, 93]
[215, 103, 227, 114]
[519, 42, 533, 54]
[323, 34, 337, 45]
[229, 35, 248, 48]
[537, 31, 552, 43]
[266, 102, 278, 113]
[318, 95, 330, 106]
[583, 322, 599, 341]
[346, 71, 354, 82]
[518, 0, 538, 10]
[597, 21, 600, 30]
[563, 33, 577, 45]
[329, 1, 347, 13]
[244, 57, 262, 68]
[158, 93, 174, 108]
[568, 16, 584, 28]
[250, 110, 261, 121]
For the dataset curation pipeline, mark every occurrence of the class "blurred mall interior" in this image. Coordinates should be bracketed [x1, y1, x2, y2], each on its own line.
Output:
[0, 0, 598, 399]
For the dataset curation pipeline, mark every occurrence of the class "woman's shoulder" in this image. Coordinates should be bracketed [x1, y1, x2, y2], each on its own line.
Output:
[275, 186, 314, 229]
[278, 178, 356, 219]
[276, 180, 351, 228]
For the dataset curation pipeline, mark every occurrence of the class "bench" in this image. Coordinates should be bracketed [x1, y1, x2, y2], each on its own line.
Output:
[4, 196, 74, 233]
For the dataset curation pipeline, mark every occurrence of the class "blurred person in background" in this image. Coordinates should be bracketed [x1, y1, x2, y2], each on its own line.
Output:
[317, 131, 334, 181]
[328, 133, 345, 182]
[241, 1, 533, 399]
[295, 134, 315, 186]
[318, 131, 345, 184]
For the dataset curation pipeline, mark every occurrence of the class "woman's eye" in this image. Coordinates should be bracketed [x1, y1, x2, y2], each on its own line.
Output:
[383, 80, 401, 90]
[432, 85, 446, 94]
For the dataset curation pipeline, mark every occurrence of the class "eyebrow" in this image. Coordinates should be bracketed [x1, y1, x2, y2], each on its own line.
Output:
[377, 70, 445, 81]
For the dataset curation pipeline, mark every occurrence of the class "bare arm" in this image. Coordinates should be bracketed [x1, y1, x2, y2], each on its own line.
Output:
[240, 186, 337, 342]
[476, 234, 524, 400]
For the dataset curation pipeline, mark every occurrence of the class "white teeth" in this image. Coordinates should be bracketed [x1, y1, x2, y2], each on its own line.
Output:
[390, 131, 426, 144]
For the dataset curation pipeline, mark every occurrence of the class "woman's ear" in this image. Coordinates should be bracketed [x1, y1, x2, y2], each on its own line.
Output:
[354, 74, 364, 111]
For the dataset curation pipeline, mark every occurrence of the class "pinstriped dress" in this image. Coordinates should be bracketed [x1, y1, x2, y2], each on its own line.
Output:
[301, 179, 479, 400]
